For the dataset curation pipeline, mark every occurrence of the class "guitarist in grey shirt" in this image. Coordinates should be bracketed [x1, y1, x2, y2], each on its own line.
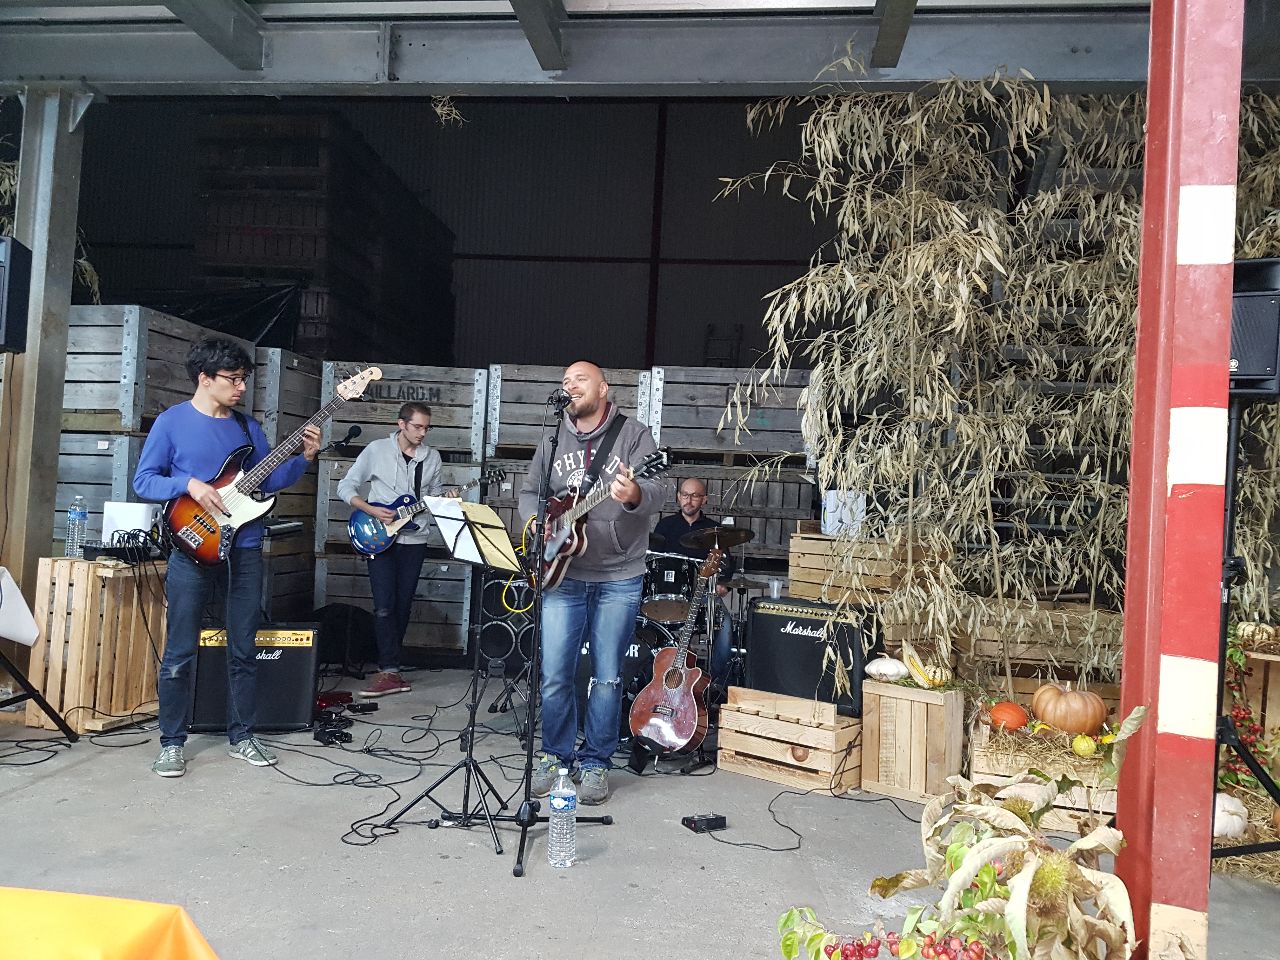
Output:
[518, 361, 670, 804]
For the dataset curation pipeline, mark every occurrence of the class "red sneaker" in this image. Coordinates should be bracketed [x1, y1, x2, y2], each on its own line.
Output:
[358, 671, 411, 698]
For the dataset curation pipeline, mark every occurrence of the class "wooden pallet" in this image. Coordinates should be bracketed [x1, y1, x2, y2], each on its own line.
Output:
[955, 599, 1123, 671]
[254, 348, 321, 528]
[485, 364, 652, 453]
[261, 526, 316, 623]
[788, 534, 938, 603]
[861, 680, 964, 804]
[717, 687, 861, 792]
[25, 558, 167, 734]
[650, 366, 809, 455]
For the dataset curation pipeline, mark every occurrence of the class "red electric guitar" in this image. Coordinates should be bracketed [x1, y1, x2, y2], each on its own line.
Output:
[164, 367, 382, 566]
[628, 548, 723, 754]
[537, 449, 670, 588]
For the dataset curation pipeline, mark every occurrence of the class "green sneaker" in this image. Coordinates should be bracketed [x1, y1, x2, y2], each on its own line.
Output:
[531, 753, 563, 797]
[152, 745, 186, 778]
[228, 737, 278, 767]
[578, 767, 609, 805]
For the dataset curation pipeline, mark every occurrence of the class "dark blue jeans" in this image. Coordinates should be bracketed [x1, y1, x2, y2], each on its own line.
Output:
[159, 547, 263, 747]
[539, 574, 644, 770]
[366, 542, 428, 672]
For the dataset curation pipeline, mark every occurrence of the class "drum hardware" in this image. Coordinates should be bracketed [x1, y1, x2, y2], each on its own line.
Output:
[721, 575, 768, 591]
[677, 524, 755, 552]
[648, 531, 668, 551]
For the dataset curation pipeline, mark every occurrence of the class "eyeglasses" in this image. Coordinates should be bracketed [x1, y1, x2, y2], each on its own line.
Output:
[677, 492, 707, 500]
[214, 373, 251, 387]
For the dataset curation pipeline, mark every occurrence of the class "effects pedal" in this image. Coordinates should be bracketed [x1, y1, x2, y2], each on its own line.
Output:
[346, 702, 379, 714]
[681, 813, 727, 833]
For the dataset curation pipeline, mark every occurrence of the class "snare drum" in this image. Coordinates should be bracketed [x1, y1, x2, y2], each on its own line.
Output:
[641, 553, 699, 625]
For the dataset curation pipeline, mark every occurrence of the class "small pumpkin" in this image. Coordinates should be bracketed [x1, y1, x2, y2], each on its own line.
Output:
[1031, 682, 1107, 736]
[987, 701, 1029, 731]
[1214, 792, 1249, 840]
[865, 656, 910, 682]
[901, 640, 953, 688]
[1236, 621, 1277, 645]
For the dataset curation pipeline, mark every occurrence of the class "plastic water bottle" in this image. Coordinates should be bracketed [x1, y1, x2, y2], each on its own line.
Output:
[547, 767, 577, 868]
[65, 495, 88, 558]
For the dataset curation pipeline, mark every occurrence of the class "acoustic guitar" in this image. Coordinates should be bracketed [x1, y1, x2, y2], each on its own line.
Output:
[164, 367, 382, 566]
[628, 548, 723, 754]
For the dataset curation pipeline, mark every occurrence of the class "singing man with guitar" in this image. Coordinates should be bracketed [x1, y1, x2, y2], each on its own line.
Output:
[337, 401, 444, 699]
[518, 361, 671, 805]
[134, 338, 321, 778]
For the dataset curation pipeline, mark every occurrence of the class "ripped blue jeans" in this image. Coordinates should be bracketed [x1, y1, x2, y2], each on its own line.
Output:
[539, 574, 644, 770]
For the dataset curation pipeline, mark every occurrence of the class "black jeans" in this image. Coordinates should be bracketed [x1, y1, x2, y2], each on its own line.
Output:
[159, 547, 263, 747]
[366, 542, 428, 672]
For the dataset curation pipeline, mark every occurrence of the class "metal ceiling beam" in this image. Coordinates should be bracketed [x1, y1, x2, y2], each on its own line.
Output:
[870, 0, 918, 68]
[162, 0, 268, 70]
[0, 13, 1265, 97]
[511, 0, 568, 71]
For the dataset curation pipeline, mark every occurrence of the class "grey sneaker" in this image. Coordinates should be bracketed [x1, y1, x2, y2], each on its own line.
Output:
[152, 745, 186, 778]
[531, 753, 563, 797]
[228, 737, 278, 767]
[578, 767, 609, 805]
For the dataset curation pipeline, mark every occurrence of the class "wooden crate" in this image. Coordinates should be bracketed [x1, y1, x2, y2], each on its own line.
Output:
[313, 553, 472, 652]
[321, 362, 487, 459]
[25, 558, 167, 734]
[261, 526, 316, 622]
[254, 348, 322, 528]
[651, 366, 809, 456]
[1239, 650, 1280, 750]
[968, 722, 1117, 832]
[60, 306, 257, 433]
[788, 535, 943, 603]
[861, 680, 965, 804]
[314, 458, 486, 554]
[717, 687, 861, 792]
[955, 599, 1123, 671]
[479, 457, 532, 545]
[486, 364, 653, 453]
[54, 433, 146, 545]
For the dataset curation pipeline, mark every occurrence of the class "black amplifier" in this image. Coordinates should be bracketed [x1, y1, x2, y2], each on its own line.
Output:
[746, 598, 869, 718]
[190, 624, 320, 733]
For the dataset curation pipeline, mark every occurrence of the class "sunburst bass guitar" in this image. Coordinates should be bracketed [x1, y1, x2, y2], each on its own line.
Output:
[164, 367, 382, 566]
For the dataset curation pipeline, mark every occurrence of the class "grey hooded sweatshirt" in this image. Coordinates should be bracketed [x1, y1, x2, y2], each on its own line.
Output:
[518, 402, 669, 582]
[337, 430, 444, 545]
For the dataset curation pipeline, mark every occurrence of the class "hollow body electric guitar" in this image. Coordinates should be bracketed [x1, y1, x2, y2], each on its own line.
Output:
[538, 450, 670, 589]
[628, 548, 723, 754]
[164, 367, 383, 566]
[347, 469, 507, 557]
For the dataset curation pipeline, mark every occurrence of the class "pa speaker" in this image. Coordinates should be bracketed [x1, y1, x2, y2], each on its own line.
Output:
[190, 624, 320, 733]
[1230, 258, 1280, 399]
[0, 236, 32, 353]
[746, 598, 869, 717]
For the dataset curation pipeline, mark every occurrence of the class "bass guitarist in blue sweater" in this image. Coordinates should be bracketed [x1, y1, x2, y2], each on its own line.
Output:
[134, 338, 320, 778]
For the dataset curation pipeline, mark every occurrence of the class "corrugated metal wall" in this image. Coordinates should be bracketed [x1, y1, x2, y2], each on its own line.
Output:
[76, 97, 828, 368]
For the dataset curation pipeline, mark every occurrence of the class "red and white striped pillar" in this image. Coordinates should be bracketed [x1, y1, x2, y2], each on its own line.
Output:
[1117, 1, 1246, 955]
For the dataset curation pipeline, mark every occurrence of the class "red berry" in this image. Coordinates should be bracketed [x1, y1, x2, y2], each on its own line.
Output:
[889, 947, 899, 958]
[924, 935, 936, 947]
[842, 943, 858, 960]
[922, 948, 936, 960]
[825, 946, 836, 958]
[870, 940, 882, 951]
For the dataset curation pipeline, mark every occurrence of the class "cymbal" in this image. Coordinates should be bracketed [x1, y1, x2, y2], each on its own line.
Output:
[648, 532, 667, 551]
[679, 525, 755, 552]
[721, 576, 769, 591]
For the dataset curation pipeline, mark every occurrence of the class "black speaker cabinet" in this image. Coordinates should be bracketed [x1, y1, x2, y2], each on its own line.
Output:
[746, 598, 869, 717]
[0, 236, 32, 353]
[190, 624, 320, 733]
[1231, 258, 1280, 398]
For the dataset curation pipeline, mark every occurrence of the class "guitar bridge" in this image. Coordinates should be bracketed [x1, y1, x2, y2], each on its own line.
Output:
[654, 705, 675, 718]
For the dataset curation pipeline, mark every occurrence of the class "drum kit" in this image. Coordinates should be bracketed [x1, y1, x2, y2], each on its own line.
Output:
[634, 524, 767, 685]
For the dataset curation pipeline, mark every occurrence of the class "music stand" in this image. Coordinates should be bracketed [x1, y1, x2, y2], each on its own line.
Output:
[0, 566, 78, 741]
[381, 499, 522, 853]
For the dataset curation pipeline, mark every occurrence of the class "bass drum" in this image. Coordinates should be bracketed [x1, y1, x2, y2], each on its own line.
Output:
[575, 617, 675, 739]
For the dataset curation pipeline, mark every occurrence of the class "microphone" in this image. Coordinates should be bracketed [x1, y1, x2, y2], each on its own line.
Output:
[549, 389, 573, 411]
[323, 425, 362, 453]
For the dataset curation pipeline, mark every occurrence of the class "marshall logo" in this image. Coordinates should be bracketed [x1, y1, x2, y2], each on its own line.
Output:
[781, 620, 826, 640]
[256, 649, 283, 661]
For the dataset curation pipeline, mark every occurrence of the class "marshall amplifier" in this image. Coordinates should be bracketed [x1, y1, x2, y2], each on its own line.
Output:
[746, 598, 870, 718]
[190, 625, 320, 733]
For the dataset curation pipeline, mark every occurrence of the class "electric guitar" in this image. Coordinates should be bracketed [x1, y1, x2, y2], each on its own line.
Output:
[164, 367, 383, 566]
[347, 469, 507, 557]
[628, 548, 722, 754]
[538, 450, 670, 589]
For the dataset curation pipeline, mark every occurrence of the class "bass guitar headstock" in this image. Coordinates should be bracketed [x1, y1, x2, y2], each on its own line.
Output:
[336, 367, 383, 401]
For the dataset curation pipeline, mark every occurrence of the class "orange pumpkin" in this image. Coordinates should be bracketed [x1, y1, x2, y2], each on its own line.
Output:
[1031, 682, 1107, 736]
[988, 701, 1029, 731]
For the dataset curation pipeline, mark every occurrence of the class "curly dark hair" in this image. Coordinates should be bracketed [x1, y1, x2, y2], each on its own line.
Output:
[185, 337, 254, 384]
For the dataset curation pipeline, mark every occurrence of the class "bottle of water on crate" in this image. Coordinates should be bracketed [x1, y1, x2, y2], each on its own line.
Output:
[547, 767, 577, 868]
[64, 495, 88, 558]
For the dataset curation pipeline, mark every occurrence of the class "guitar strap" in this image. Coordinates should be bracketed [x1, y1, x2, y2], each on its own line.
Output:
[581, 413, 628, 492]
[414, 459, 424, 500]
[231, 410, 254, 446]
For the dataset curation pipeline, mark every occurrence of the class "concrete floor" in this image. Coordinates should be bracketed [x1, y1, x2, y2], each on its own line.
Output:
[2, 670, 1276, 960]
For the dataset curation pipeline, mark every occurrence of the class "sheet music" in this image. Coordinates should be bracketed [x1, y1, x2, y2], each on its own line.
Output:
[422, 497, 522, 572]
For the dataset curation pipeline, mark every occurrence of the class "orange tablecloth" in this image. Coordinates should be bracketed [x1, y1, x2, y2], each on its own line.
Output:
[0, 887, 219, 960]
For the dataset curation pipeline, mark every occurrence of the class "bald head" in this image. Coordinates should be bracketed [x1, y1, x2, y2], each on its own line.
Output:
[562, 360, 609, 423]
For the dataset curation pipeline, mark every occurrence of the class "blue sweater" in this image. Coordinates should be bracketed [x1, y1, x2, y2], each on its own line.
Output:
[133, 401, 310, 549]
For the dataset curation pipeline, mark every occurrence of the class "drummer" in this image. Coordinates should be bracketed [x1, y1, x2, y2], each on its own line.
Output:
[651, 478, 738, 690]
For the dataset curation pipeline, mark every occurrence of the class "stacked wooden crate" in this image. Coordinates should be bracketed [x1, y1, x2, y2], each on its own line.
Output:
[650, 366, 813, 563]
[717, 687, 862, 792]
[313, 361, 490, 654]
[788, 534, 945, 604]
[954, 598, 1124, 685]
[195, 110, 455, 364]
